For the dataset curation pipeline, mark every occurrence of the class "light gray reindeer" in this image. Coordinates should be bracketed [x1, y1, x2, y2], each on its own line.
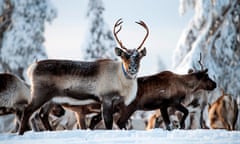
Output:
[0, 73, 30, 132]
[0, 73, 64, 132]
[19, 18, 149, 135]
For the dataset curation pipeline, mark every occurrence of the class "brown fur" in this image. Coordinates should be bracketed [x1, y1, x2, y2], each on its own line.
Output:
[0, 73, 15, 92]
[34, 60, 100, 77]
[208, 90, 238, 130]
[116, 69, 216, 130]
[146, 110, 161, 130]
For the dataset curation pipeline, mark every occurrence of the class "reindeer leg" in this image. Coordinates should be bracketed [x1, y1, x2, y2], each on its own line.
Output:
[89, 113, 102, 129]
[175, 104, 189, 129]
[19, 102, 43, 135]
[102, 97, 113, 129]
[75, 111, 87, 129]
[117, 103, 136, 129]
[160, 106, 171, 130]
[39, 103, 53, 131]
[154, 114, 161, 128]
[19, 88, 53, 135]
[15, 109, 31, 132]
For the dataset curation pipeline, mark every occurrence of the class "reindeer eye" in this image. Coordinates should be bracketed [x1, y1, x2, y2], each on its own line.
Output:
[125, 54, 130, 59]
[135, 53, 139, 58]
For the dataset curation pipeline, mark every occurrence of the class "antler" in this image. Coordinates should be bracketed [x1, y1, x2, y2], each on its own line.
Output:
[198, 53, 204, 70]
[113, 18, 128, 51]
[135, 20, 149, 50]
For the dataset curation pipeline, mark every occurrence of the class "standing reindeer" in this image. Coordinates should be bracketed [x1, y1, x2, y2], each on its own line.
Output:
[0, 73, 30, 132]
[39, 102, 100, 130]
[0, 73, 67, 132]
[18, 18, 149, 135]
[208, 89, 238, 130]
[90, 54, 217, 130]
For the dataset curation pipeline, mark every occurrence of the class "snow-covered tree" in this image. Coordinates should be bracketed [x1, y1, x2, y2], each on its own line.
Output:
[173, 0, 240, 129]
[0, 0, 56, 80]
[173, 0, 240, 99]
[83, 0, 116, 60]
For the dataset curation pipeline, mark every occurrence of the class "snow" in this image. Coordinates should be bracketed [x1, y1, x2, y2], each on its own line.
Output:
[0, 129, 239, 144]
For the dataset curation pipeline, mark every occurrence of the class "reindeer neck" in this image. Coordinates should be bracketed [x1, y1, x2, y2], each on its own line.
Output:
[121, 63, 133, 79]
[181, 74, 201, 93]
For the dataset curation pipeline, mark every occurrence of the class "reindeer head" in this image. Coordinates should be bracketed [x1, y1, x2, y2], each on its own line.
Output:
[113, 18, 148, 79]
[195, 69, 217, 90]
[189, 53, 217, 91]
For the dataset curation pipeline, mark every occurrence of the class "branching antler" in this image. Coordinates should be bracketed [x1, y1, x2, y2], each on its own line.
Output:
[135, 20, 149, 50]
[113, 19, 149, 51]
[113, 18, 128, 51]
[198, 53, 204, 70]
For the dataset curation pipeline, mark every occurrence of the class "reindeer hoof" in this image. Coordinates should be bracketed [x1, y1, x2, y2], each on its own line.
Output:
[166, 124, 173, 131]
[180, 123, 185, 129]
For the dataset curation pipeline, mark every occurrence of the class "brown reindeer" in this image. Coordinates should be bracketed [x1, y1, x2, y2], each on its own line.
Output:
[118, 69, 216, 130]
[38, 102, 100, 130]
[18, 18, 149, 135]
[146, 109, 182, 130]
[90, 56, 217, 130]
[208, 90, 238, 130]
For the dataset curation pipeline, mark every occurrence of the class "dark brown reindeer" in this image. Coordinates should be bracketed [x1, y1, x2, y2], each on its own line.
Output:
[18, 18, 149, 135]
[90, 55, 217, 130]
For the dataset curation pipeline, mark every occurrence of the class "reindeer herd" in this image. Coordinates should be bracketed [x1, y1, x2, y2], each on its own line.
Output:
[0, 19, 239, 135]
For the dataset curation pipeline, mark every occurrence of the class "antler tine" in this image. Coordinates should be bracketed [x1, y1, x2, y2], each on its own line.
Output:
[113, 18, 127, 51]
[198, 53, 204, 70]
[136, 20, 149, 50]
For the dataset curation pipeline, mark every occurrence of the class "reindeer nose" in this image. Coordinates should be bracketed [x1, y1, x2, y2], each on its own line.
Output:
[128, 66, 137, 75]
[213, 82, 217, 89]
[209, 81, 217, 90]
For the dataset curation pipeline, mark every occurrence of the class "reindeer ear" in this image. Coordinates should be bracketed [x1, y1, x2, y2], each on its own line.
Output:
[139, 47, 146, 56]
[196, 71, 204, 79]
[188, 69, 194, 74]
[204, 68, 208, 73]
[115, 47, 124, 56]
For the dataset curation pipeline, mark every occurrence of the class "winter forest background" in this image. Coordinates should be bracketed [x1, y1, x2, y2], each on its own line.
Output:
[0, 0, 240, 139]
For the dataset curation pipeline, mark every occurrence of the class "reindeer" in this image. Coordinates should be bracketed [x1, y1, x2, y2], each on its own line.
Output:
[18, 18, 149, 135]
[0, 73, 66, 132]
[90, 54, 217, 130]
[207, 90, 238, 130]
[0, 73, 30, 131]
[38, 102, 100, 130]
[146, 108, 182, 130]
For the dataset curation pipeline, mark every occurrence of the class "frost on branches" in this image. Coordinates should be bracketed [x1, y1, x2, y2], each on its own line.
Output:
[83, 0, 116, 61]
[173, 0, 240, 99]
[0, 0, 56, 80]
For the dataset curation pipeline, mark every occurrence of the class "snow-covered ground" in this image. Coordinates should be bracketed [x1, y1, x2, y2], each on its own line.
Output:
[0, 129, 239, 144]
